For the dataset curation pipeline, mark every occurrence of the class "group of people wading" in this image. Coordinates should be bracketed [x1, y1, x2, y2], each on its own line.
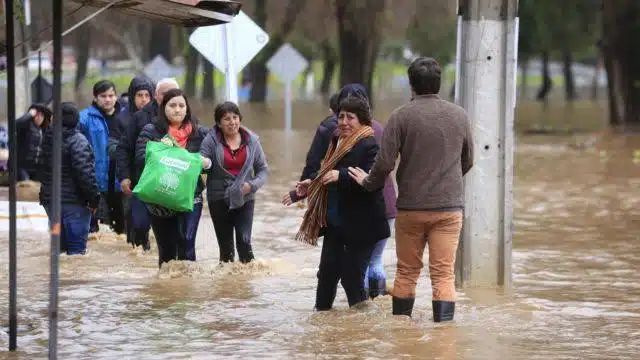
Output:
[282, 57, 473, 322]
[17, 56, 472, 322]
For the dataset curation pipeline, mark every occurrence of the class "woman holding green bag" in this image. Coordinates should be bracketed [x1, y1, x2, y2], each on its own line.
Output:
[135, 88, 209, 267]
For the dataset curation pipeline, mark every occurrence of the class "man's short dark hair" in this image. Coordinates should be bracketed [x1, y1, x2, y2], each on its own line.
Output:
[93, 80, 116, 97]
[408, 57, 441, 95]
[338, 96, 372, 126]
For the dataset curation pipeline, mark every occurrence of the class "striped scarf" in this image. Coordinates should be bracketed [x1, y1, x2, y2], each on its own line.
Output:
[295, 125, 375, 246]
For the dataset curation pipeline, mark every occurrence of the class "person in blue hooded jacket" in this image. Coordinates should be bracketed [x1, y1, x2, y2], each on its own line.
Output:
[78, 79, 125, 235]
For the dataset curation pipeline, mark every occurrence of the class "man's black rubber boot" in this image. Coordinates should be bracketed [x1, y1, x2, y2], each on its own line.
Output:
[432, 300, 455, 322]
[392, 297, 415, 317]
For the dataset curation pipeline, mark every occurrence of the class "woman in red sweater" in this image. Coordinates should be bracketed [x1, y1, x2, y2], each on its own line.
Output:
[200, 102, 269, 263]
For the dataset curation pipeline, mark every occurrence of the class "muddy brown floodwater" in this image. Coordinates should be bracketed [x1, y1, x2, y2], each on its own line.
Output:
[1, 101, 639, 359]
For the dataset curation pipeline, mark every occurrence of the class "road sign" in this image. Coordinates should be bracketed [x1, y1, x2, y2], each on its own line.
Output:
[189, 10, 269, 102]
[189, 10, 269, 73]
[266, 43, 309, 83]
[143, 55, 180, 83]
[266, 43, 309, 133]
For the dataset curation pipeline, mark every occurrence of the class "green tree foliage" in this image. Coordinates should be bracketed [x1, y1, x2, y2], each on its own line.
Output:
[405, 1, 456, 64]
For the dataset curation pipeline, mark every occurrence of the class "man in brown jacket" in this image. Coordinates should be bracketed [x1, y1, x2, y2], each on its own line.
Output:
[349, 57, 474, 322]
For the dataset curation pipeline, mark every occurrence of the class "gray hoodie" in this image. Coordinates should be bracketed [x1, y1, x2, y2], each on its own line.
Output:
[200, 126, 269, 209]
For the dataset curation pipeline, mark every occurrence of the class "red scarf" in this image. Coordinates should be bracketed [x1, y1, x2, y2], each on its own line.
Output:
[168, 123, 193, 148]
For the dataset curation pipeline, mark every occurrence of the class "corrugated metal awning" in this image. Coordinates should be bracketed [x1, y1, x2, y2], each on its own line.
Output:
[70, 0, 242, 27]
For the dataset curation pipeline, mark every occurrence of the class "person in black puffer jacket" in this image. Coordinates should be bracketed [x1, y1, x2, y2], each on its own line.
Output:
[112, 75, 155, 249]
[39, 102, 100, 255]
[135, 89, 208, 267]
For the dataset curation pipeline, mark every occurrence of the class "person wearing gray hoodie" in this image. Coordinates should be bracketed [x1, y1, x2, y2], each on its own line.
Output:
[200, 102, 269, 263]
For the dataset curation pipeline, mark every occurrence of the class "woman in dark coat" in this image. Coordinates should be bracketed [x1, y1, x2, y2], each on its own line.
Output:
[296, 96, 390, 310]
[16, 103, 52, 180]
[135, 88, 208, 267]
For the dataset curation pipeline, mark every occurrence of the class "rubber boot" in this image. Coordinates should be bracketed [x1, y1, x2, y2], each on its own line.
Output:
[432, 300, 455, 322]
[369, 278, 387, 300]
[392, 297, 415, 317]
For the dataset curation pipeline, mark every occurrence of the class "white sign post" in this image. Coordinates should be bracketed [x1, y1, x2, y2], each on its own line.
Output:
[266, 43, 309, 133]
[189, 11, 269, 103]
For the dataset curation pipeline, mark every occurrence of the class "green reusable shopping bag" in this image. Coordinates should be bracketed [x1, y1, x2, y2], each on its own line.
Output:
[133, 135, 202, 212]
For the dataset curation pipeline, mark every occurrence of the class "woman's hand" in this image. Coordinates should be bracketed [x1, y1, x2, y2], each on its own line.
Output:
[200, 156, 212, 169]
[321, 170, 339, 185]
[281, 192, 294, 206]
[161, 138, 174, 147]
[242, 182, 252, 195]
[296, 179, 312, 197]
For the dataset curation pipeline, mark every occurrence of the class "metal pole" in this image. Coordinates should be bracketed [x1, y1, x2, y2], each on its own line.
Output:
[221, 23, 238, 103]
[49, 0, 63, 358]
[284, 81, 292, 133]
[37, 51, 42, 102]
[453, 7, 462, 104]
[455, 0, 518, 287]
[5, 0, 18, 351]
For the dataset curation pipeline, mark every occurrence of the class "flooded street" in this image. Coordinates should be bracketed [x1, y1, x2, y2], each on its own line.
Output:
[1, 103, 639, 359]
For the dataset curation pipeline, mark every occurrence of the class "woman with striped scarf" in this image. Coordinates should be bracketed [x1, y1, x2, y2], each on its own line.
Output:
[296, 96, 390, 310]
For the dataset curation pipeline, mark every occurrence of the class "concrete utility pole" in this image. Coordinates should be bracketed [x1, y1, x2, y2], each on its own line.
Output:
[454, 0, 519, 288]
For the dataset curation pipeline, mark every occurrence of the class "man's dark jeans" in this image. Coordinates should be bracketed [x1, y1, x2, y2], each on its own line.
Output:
[315, 225, 376, 310]
[209, 199, 255, 263]
[149, 202, 202, 267]
[128, 195, 151, 249]
[46, 203, 92, 255]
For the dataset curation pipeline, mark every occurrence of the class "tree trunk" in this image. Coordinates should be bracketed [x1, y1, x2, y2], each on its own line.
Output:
[602, 0, 640, 127]
[520, 59, 529, 100]
[591, 52, 601, 102]
[562, 50, 576, 102]
[320, 40, 337, 96]
[536, 51, 553, 106]
[602, 41, 621, 125]
[336, 0, 386, 102]
[147, 23, 172, 62]
[184, 29, 199, 98]
[74, 31, 91, 91]
[248, 0, 308, 103]
[202, 59, 215, 101]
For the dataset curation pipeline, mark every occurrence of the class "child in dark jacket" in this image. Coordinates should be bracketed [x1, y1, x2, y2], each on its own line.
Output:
[39, 102, 100, 255]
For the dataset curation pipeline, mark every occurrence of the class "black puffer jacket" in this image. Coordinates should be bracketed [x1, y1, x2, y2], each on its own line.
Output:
[114, 76, 155, 183]
[16, 104, 52, 176]
[135, 121, 209, 198]
[118, 100, 158, 184]
[39, 102, 100, 208]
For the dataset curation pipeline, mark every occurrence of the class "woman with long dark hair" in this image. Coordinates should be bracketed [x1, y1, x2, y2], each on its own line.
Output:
[135, 88, 209, 267]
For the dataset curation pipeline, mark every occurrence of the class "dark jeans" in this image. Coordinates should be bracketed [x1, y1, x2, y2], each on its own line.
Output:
[127, 195, 151, 249]
[149, 202, 202, 267]
[315, 225, 376, 310]
[45, 203, 92, 255]
[209, 199, 255, 263]
[90, 191, 125, 234]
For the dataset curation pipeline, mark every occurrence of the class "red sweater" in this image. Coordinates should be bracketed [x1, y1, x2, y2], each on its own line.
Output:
[218, 129, 248, 176]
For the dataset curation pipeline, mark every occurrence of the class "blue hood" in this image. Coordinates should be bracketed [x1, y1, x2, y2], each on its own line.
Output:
[336, 83, 370, 110]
